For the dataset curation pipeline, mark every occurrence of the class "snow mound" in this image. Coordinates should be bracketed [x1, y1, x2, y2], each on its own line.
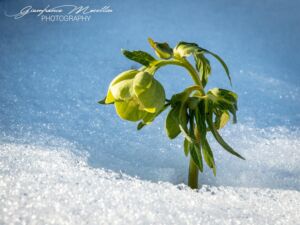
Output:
[2, 123, 300, 191]
[1, 143, 299, 225]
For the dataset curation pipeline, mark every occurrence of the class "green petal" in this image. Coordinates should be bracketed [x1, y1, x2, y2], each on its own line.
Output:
[110, 79, 134, 100]
[115, 99, 146, 122]
[134, 75, 166, 113]
[133, 72, 153, 95]
[105, 70, 138, 103]
[105, 90, 115, 104]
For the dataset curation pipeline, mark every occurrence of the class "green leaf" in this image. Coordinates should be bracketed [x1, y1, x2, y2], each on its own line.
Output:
[178, 102, 194, 143]
[206, 104, 245, 160]
[195, 100, 207, 138]
[173, 41, 231, 86]
[184, 138, 189, 156]
[214, 110, 230, 129]
[98, 97, 107, 104]
[194, 53, 211, 87]
[170, 88, 201, 143]
[207, 88, 238, 123]
[148, 38, 173, 59]
[201, 138, 216, 176]
[187, 108, 203, 172]
[187, 97, 200, 110]
[122, 49, 156, 66]
[188, 108, 196, 139]
[98, 97, 114, 105]
[142, 109, 159, 124]
[203, 49, 231, 86]
[170, 92, 188, 106]
[170, 85, 202, 107]
[137, 122, 146, 130]
[165, 104, 181, 139]
[209, 88, 238, 102]
[190, 143, 203, 172]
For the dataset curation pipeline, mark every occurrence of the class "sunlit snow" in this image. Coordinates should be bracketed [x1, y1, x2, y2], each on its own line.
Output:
[1, 0, 300, 224]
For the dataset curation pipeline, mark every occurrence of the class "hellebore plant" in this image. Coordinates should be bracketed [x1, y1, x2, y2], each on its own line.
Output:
[99, 38, 245, 189]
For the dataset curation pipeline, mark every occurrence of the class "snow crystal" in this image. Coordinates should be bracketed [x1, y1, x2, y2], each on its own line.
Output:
[1, 143, 299, 225]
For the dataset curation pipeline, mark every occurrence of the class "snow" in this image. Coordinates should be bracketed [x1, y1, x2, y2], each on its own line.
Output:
[1, 142, 300, 225]
[1, 0, 300, 224]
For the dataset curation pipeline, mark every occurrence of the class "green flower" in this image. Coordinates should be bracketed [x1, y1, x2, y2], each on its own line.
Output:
[105, 70, 166, 121]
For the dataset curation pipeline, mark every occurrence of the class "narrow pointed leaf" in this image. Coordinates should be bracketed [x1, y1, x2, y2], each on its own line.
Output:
[184, 138, 189, 157]
[188, 108, 203, 172]
[190, 143, 203, 172]
[195, 100, 207, 138]
[137, 122, 146, 130]
[122, 49, 156, 66]
[207, 109, 245, 160]
[203, 49, 231, 85]
[202, 138, 216, 176]
[194, 53, 211, 87]
[98, 97, 108, 104]
[178, 102, 194, 143]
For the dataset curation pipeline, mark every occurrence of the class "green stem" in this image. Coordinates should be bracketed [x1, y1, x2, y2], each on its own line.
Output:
[148, 57, 203, 189]
[180, 58, 202, 86]
[188, 156, 199, 189]
[148, 59, 204, 95]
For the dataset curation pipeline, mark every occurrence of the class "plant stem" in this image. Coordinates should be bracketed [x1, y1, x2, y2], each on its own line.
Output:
[150, 59, 204, 95]
[150, 58, 204, 189]
[188, 156, 199, 189]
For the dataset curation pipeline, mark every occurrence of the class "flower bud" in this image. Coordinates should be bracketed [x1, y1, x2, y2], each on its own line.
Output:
[148, 38, 173, 59]
[105, 70, 166, 121]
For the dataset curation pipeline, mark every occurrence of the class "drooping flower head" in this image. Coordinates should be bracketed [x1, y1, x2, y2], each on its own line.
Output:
[105, 70, 165, 122]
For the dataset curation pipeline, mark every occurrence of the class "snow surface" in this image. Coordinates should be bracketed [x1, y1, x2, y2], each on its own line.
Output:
[1, 143, 300, 225]
[1, 0, 300, 224]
